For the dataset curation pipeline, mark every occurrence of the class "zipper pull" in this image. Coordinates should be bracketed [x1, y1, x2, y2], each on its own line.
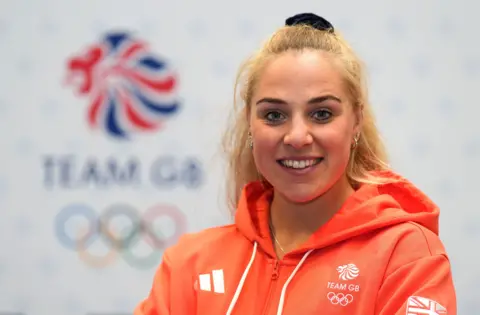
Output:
[272, 260, 279, 280]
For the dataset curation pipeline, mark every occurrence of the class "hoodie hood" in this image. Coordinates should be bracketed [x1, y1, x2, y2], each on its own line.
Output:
[234, 170, 440, 257]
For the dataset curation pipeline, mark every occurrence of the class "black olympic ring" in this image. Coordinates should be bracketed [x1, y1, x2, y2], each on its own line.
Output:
[327, 292, 354, 306]
[54, 203, 187, 269]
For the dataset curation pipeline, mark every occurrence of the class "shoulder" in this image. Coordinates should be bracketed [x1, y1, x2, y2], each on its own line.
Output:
[161, 223, 240, 268]
[177, 223, 239, 253]
[381, 221, 450, 273]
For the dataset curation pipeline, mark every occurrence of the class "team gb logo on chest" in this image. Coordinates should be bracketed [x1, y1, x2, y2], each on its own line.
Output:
[326, 263, 361, 307]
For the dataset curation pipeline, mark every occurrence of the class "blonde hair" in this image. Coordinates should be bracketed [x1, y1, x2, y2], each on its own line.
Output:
[222, 24, 393, 212]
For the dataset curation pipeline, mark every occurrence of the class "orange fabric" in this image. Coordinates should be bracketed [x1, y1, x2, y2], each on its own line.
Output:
[135, 170, 457, 314]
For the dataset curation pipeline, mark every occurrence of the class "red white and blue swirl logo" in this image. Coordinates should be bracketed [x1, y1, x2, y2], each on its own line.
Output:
[65, 31, 180, 139]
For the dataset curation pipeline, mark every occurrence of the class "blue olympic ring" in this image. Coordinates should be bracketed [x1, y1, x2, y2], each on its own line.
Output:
[54, 203, 187, 269]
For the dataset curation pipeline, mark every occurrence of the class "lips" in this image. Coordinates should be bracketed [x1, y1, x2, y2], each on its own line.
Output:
[277, 158, 323, 170]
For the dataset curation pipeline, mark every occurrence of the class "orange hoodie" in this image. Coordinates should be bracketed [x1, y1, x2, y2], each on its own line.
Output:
[135, 171, 457, 314]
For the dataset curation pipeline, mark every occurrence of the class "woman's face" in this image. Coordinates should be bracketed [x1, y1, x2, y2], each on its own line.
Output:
[249, 50, 360, 203]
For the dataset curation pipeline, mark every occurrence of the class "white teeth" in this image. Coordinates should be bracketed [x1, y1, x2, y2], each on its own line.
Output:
[280, 159, 320, 169]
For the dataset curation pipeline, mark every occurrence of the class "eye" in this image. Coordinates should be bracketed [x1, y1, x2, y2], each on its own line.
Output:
[311, 109, 332, 122]
[264, 111, 286, 123]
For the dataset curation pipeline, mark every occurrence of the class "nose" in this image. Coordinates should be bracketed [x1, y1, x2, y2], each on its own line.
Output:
[283, 117, 313, 149]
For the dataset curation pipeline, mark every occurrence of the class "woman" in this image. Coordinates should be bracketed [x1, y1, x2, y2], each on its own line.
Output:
[135, 13, 457, 315]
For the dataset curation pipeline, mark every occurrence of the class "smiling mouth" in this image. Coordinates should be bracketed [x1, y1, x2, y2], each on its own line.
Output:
[277, 158, 324, 170]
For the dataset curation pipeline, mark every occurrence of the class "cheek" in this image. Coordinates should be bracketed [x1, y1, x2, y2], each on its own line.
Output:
[254, 131, 277, 147]
[251, 126, 282, 174]
[252, 131, 278, 158]
[316, 126, 353, 158]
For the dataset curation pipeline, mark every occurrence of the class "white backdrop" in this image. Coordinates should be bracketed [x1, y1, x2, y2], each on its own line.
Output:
[0, 0, 478, 314]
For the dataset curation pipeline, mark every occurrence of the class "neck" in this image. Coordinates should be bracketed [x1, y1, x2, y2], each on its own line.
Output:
[269, 175, 355, 255]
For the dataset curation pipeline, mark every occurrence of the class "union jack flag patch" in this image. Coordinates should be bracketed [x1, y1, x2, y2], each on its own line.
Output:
[406, 296, 447, 315]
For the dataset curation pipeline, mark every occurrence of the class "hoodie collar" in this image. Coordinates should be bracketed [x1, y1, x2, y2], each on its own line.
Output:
[234, 170, 440, 257]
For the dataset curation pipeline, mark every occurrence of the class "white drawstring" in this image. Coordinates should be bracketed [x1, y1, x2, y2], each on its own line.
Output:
[225, 244, 314, 315]
[225, 242, 258, 315]
[276, 249, 314, 315]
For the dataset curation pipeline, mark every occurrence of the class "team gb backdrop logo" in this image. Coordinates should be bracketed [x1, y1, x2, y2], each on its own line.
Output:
[65, 31, 180, 139]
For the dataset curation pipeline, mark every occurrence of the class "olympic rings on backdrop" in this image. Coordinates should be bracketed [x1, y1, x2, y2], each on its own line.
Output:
[54, 203, 187, 269]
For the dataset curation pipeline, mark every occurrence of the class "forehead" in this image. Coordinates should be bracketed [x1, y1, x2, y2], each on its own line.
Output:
[254, 50, 345, 100]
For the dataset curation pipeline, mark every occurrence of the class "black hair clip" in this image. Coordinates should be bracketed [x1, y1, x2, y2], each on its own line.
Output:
[285, 13, 334, 33]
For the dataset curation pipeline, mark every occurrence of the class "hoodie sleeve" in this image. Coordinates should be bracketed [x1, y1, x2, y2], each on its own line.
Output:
[134, 253, 172, 315]
[134, 240, 197, 315]
[375, 254, 456, 315]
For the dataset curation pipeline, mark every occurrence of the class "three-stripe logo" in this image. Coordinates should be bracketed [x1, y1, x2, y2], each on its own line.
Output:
[197, 269, 225, 293]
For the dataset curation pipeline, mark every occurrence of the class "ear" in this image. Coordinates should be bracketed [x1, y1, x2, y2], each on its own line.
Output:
[245, 105, 253, 127]
[353, 104, 363, 134]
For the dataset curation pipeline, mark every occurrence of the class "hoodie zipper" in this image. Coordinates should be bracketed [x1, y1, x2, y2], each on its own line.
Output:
[262, 260, 280, 315]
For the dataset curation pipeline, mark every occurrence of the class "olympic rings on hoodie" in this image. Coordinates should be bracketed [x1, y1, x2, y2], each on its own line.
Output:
[327, 292, 354, 306]
[54, 203, 187, 269]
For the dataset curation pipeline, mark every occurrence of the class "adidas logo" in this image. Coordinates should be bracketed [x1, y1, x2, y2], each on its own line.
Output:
[196, 269, 225, 293]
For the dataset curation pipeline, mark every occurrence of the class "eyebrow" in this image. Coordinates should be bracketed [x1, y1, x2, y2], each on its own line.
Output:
[255, 95, 342, 106]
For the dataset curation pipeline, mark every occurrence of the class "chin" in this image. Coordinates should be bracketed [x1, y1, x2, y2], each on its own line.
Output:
[276, 184, 325, 204]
